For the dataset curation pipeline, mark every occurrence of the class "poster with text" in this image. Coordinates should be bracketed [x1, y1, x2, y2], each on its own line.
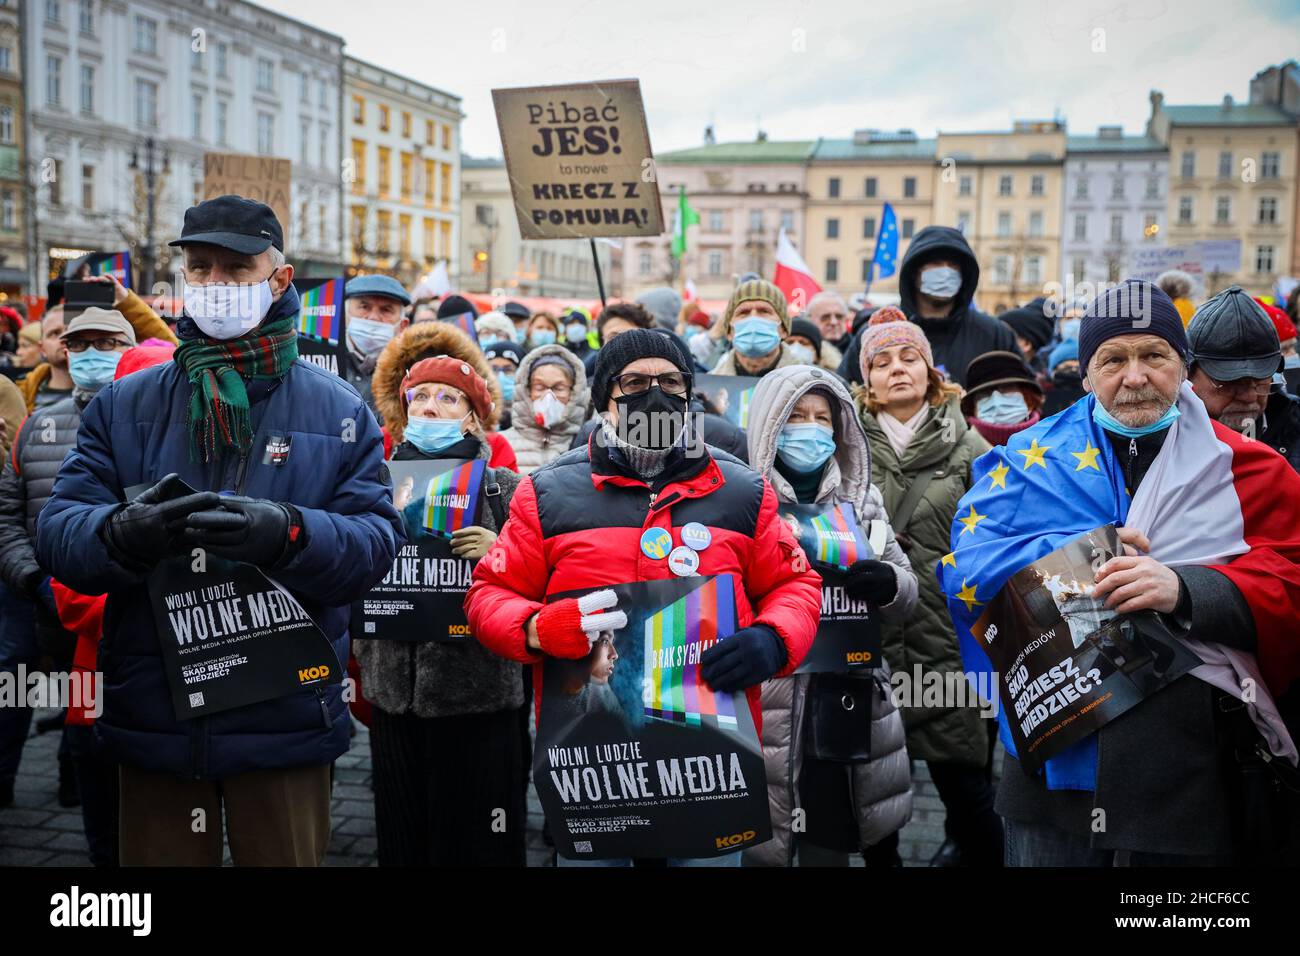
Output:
[203, 151, 292, 242]
[350, 458, 488, 642]
[971, 523, 1201, 774]
[536, 574, 771, 860]
[291, 277, 349, 378]
[695, 374, 758, 430]
[493, 79, 664, 240]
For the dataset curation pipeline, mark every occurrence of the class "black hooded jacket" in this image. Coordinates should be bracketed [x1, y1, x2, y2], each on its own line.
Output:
[838, 225, 1017, 387]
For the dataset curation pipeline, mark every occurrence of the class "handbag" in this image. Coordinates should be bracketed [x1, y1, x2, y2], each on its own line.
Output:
[804, 672, 874, 764]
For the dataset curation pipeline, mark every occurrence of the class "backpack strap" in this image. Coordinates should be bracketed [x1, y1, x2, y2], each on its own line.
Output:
[890, 468, 937, 535]
[484, 469, 507, 530]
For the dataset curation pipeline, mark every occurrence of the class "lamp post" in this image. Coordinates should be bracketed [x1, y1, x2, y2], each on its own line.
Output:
[129, 138, 170, 291]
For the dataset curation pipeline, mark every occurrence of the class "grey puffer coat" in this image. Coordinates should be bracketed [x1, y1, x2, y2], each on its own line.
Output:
[498, 344, 592, 474]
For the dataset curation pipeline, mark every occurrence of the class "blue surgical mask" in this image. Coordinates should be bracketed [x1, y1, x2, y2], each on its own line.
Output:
[479, 333, 500, 348]
[1092, 397, 1181, 438]
[514, 326, 528, 344]
[919, 266, 962, 299]
[347, 317, 396, 358]
[566, 323, 587, 344]
[787, 343, 816, 365]
[1285, 353, 1300, 370]
[496, 370, 516, 402]
[733, 317, 782, 358]
[776, 422, 836, 474]
[403, 415, 467, 455]
[1059, 318, 1081, 342]
[683, 326, 702, 340]
[67, 349, 123, 391]
[530, 329, 557, 347]
[975, 389, 1030, 425]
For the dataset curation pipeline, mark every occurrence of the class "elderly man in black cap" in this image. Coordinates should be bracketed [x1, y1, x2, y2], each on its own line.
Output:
[343, 274, 412, 410]
[36, 195, 402, 866]
[1187, 286, 1300, 474]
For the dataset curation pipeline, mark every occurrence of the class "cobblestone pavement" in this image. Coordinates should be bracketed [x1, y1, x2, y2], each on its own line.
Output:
[1, 708, 994, 867]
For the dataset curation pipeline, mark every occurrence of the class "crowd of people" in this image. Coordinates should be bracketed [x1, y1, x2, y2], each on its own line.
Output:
[1, 196, 1298, 868]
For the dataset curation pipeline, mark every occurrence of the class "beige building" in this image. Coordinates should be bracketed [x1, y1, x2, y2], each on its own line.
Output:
[932, 121, 1067, 314]
[344, 57, 462, 286]
[1148, 89, 1297, 296]
[620, 137, 814, 302]
[1249, 61, 1300, 280]
[0, 0, 25, 299]
[804, 130, 935, 300]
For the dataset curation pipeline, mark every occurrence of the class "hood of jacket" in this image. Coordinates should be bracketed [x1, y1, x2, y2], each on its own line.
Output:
[898, 225, 980, 322]
[508, 343, 591, 440]
[372, 318, 503, 443]
[861, 393, 973, 474]
[747, 364, 873, 511]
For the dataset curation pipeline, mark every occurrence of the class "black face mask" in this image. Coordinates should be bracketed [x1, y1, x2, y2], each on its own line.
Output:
[615, 386, 689, 450]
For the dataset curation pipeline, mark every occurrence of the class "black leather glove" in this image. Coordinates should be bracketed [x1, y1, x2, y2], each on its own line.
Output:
[700, 624, 787, 693]
[181, 496, 306, 569]
[845, 559, 897, 606]
[104, 473, 221, 570]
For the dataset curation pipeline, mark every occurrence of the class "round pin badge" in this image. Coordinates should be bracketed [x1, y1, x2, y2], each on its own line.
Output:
[640, 527, 673, 560]
[681, 522, 712, 551]
[668, 545, 700, 577]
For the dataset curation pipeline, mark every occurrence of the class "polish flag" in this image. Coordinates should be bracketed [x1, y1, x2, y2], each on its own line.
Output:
[773, 229, 822, 314]
[683, 278, 698, 302]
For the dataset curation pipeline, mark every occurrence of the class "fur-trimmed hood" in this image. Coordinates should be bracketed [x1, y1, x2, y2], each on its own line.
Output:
[373, 320, 502, 443]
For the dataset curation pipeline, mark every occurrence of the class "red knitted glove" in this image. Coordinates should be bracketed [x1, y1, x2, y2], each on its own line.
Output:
[535, 598, 591, 659]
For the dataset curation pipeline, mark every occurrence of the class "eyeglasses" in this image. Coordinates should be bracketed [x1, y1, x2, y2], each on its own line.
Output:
[406, 386, 468, 409]
[1207, 375, 1273, 397]
[611, 371, 691, 397]
[530, 381, 572, 400]
[64, 338, 131, 352]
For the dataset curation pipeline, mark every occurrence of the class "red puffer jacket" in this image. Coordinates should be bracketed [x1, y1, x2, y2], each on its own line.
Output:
[465, 438, 822, 734]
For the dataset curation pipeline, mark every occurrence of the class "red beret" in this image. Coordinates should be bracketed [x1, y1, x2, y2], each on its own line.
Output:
[114, 344, 176, 380]
[400, 356, 494, 421]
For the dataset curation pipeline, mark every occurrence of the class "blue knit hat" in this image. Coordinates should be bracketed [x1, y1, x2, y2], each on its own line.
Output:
[1048, 338, 1079, 374]
[1078, 279, 1188, 372]
[344, 274, 411, 306]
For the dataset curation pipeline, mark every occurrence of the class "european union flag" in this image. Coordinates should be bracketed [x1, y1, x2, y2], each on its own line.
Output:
[870, 202, 899, 284]
[939, 393, 1130, 790]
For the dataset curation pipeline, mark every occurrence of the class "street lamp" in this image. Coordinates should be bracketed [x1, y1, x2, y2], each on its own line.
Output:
[129, 138, 171, 291]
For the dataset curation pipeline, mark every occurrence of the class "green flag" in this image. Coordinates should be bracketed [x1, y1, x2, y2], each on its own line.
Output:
[672, 187, 700, 258]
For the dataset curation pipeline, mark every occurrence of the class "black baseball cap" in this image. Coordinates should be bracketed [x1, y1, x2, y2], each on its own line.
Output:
[1187, 286, 1282, 381]
[168, 195, 284, 255]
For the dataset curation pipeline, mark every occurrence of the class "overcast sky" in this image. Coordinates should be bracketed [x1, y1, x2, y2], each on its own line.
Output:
[259, 0, 1300, 158]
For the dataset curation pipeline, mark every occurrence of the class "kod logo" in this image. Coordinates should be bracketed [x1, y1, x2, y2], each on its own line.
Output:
[447, 624, 472, 636]
[845, 651, 873, 664]
[298, 664, 330, 683]
[714, 830, 757, 849]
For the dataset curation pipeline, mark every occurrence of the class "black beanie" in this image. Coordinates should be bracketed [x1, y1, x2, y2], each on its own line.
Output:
[789, 318, 823, 356]
[999, 298, 1055, 349]
[437, 294, 478, 320]
[592, 327, 693, 412]
[1079, 279, 1188, 372]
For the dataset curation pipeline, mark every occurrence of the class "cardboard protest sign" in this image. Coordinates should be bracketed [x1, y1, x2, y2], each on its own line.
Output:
[694, 374, 758, 430]
[1127, 246, 1204, 295]
[203, 151, 292, 239]
[492, 79, 664, 240]
[535, 575, 771, 860]
[970, 524, 1201, 773]
[89, 251, 132, 290]
[292, 277, 348, 378]
[351, 458, 489, 642]
[778, 502, 882, 672]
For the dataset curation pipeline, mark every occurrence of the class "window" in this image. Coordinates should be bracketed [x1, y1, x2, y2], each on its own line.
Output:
[994, 256, 1010, 284]
[903, 177, 916, 198]
[375, 211, 391, 254]
[351, 140, 366, 188]
[998, 175, 1012, 196]
[1110, 176, 1124, 199]
[352, 96, 365, 124]
[1218, 151, 1232, 179]
[399, 214, 411, 257]
[45, 0, 60, 24]
[860, 217, 875, 239]
[1109, 214, 1122, 242]
[402, 112, 411, 137]
[319, 123, 329, 169]
[958, 175, 972, 197]
[78, 0, 92, 33]
[1030, 174, 1044, 197]
[901, 218, 914, 239]
[997, 211, 1011, 237]
[1259, 196, 1278, 224]
[79, 64, 93, 113]
[216, 99, 229, 146]
[318, 203, 326, 247]
[1, 189, 14, 231]
[192, 46, 203, 73]
[49, 159, 61, 205]
[708, 251, 723, 277]
[46, 55, 62, 107]
[300, 119, 310, 164]
[708, 210, 723, 232]
[780, 210, 794, 233]
[378, 105, 390, 132]
[256, 57, 274, 93]
[1029, 211, 1043, 237]
[1072, 257, 1085, 283]
[192, 93, 204, 139]
[864, 177, 877, 198]
[1261, 152, 1280, 179]
[1145, 176, 1160, 199]
[81, 164, 94, 209]
[425, 119, 434, 146]
[1025, 256, 1041, 285]
[749, 210, 762, 232]
[0, 47, 9, 74]
[135, 78, 157, 129]
[1215, 196, 1231, 224]
[423, 158, 434, 202]
[1255, 245, 1275, 273]
[638, 251, 651, 276]
[1073, 214, 1087, 241]
[0, 107, 10, 144]
[956, 211, 970, 235]
[422, 217, 435, 259]
[400, 152, 412, 199]
[442, 125, 451, 151]
[134, 16, 157, 55]
[256, 112, 273, 155]
[216, 42, 228, 78]
[861, 259, 872, 282]
[349, 207, 366, 247]
[1180, 150, 1195, 178]
[377, 146, 391, 195]
[825, 218, 839, 240]
[827, 177, 840, 199]
[1075, 177, 1088, 200]
[825, 258, 838, 282]
[318, 79, 327, 110]
[439, 164, 450, 209]
[1178, 196, 1193, 225]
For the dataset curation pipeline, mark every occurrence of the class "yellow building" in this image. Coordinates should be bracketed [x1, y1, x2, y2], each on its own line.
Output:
[1148, 90, 1298, 296]
[932, 121, 1067, 314]
[805, 131, 935, 301]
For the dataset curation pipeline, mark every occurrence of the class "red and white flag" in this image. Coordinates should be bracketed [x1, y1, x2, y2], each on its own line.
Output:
[683, 278, 698, 302]
[773, 229, 822, 314]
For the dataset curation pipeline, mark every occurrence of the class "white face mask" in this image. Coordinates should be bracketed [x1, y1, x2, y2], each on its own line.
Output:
[533, 389, 567, 429]
[184, 279, 275, 340]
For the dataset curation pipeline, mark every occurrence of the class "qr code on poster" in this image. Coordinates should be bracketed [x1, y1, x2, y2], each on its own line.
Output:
[365, 622, 376, 633]
[573, 841, 592, 854]
[188, 692, 204, 708]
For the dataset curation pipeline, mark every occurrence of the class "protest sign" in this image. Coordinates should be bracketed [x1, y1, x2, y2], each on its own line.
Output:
[970, 524, 1200, 773]
[202, 151, 292, 239]
[778, 502, 881, 672]
[1127, 246, 1204, 295]
[351, 458, 489, 642]
[292, 277, 348, 378]
[1196, 239, 1242, 275]
[492, 79, 664, 240]
[694, 374, 758, 430]
[535, 575, 771, 860]
[89, 251, 132, 290]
